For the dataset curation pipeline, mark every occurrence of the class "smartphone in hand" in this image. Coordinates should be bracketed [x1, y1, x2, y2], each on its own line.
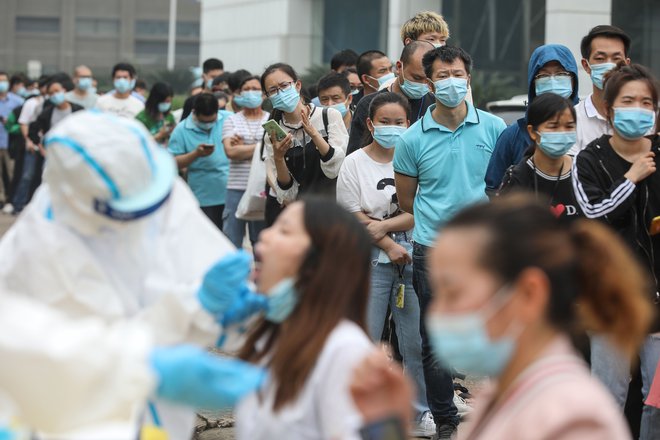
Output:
[262, 120, 287, 142]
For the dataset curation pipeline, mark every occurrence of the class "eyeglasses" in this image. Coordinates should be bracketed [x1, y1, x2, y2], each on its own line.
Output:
[534, 72, 571, 80]
[265, 81, 295, 98]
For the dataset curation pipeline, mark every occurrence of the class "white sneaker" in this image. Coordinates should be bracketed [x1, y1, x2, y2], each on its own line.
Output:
[410, 411, 435, 438]
[454, 393, 472, 419]
[2, 203, 13, 215]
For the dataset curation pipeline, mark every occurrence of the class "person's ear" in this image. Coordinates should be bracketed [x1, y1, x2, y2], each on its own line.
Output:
[404, 37, 412, 46]
[624, 57, 631, 66]
[405, 119, 411, 128]
[361, 74, 372, 88]
[467, 73, 471, 88]
[581, 59, 591, 74]
[396, 60, 403, 73]
[295, 80, 302, 92]
[366, 118, 375, 134]
[511, 267, 551, 326]
[346, 94, 353, 107]
[527, 125, 538, 143]
[427, 79, 436, 95]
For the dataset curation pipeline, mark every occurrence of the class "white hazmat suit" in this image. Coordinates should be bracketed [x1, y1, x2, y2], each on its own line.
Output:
[0, 111, 235, 439]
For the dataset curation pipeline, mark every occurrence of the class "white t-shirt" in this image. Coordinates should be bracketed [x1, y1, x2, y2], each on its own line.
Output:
[571, 94, 611, 155]
[65, 90, 98, 109]
[222, 111, 270, 191]
[95, 93, 144, 119]
[18, 96, 44, 125]
[235, 320, 372, 440]
[337, 148, 399, 220]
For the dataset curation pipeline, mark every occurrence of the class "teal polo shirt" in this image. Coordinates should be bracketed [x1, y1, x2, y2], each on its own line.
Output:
[168, 110, 232, 207]
[393, 102, 506, 246]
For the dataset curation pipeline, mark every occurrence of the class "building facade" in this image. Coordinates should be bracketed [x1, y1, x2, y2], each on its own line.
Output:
[200, 0, 659, 99]
[0, 0, 201, 76]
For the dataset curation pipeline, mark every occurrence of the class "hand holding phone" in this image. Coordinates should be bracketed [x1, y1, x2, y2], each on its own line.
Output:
[197, 143, 215, 157]
[262, 120, 287, 142]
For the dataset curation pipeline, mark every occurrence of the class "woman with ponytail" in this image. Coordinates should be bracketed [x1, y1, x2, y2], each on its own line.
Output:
[351, 195, 652, 439]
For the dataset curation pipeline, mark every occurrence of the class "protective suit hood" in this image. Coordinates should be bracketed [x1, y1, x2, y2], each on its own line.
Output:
[43, 111, 177, 235]
[527, 44, 580, 107]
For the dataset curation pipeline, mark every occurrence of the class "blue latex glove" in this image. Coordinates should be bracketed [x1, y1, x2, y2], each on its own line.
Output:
[151, 345, 265, 409]
[221, 286, 268, 326]
[198, 250, 253, 315]
[0, 428, 16, 440]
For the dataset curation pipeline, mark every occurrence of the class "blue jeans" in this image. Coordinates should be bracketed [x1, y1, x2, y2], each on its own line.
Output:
[368, 240, 429, 418]
[222, 189, 265, 248]
[12, 150, 38, 212]
[591, 334, 660, 440]
[412, 242, 459, 427]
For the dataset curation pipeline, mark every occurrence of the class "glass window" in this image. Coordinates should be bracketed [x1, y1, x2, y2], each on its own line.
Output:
[135, 41, 167, 56]
[135, 20, 169, 37]
[16, 17, 60, 33]
[175, 42, 199, 56]
[76, 18, 120, 37]
[177, 21, 200, 38]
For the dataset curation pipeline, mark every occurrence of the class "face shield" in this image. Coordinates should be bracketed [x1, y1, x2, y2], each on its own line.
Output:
[42, 111, 177, 236]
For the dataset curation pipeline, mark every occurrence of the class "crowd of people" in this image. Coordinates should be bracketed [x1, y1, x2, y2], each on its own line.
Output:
[0, 9, 659, 440]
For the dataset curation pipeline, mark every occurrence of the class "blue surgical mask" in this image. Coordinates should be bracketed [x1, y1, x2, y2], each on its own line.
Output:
[433, 43, 446, 48]
[114, 78, 132, 94]
[269, 86, 300, 113]
[589, 62, 616, 90]
[350, 88, 361, 96]
[265, 278, 298, 323]
[426, 288, 520, 377]
[17, 87, 28, 98]
[370, 72, 395, 89]
[329, 102, 348, 117]
[206, 78, 214, 90]
[536, 131, 577, 158]
[534, 75, 572, 98]
[373, 125, 407, 149]
[49, 92, 66, 106]
[236, 90, 263, 109]
[613, 107, 656, 140]
[0, 81, 8, 93]
[195, 117, 216, 131]
[400, 76, 430, 100]
[158, 102, 172, 113]
[28, 89, 40, 97]
[78, 77, 93, 91]
[433, 77, 468, 108]
[88, 87, 97, 95]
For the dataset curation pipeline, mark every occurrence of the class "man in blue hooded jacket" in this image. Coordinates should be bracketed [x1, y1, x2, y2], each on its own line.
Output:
[484, 44, 579, 195]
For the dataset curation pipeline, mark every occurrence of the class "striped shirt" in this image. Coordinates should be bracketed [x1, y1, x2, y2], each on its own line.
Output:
[222, 111, 269, 190]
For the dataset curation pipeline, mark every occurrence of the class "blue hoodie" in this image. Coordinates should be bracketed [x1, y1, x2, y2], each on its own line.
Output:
[485, 44, 579, 194]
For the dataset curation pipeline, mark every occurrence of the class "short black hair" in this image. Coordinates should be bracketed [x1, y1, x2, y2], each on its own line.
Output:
[203, 58, 224, 73]
[212, 72, 231, 87]
[331, 49, 359, 71]
[9, 73, 27, 87]
[47, 72, 75, 92]
[368, 91, 410, 120]
[134, 79, 147, 90]
[260, 63, 299, 91]
[317, 72, 351, 97]
[356, 50, 387, 82]
[38, 74, 51, 88]
[112, 62, 136, 78]
[422, 46, 473, 78]
[193, 92, 219, 116]
[527, 93, 576, 129]
[580, 25, 631, 60]
[400, 40, 435, 65]
[228, 69, 252, 92]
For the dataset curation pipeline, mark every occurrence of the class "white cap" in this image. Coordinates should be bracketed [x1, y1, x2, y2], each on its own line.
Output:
[43, 111, 176, 234]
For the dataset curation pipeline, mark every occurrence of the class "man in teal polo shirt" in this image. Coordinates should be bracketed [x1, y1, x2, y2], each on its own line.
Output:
[168, 93, 231, 229]
[393, 46, 506, 439]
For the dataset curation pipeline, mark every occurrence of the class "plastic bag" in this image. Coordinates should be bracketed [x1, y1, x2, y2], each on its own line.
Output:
[236, 142, 267, 221]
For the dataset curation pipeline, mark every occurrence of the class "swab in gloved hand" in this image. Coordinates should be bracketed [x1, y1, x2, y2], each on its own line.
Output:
[151, 345, 265, 409]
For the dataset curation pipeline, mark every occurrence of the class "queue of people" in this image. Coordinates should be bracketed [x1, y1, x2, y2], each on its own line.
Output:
[1, 9, 659, 440]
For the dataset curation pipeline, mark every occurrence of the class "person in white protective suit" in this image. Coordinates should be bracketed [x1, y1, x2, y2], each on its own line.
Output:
[0, 111, 237, 439]
[0, 291, 265, 440]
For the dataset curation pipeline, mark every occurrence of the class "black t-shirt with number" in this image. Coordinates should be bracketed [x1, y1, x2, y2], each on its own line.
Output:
[499, 157, 584, 220]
